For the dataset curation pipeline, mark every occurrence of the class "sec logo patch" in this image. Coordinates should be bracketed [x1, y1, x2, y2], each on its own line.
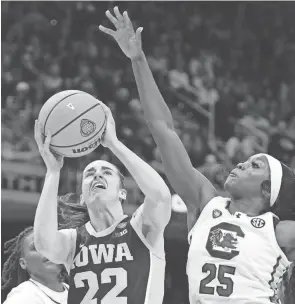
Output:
[251, 218, 265, 228]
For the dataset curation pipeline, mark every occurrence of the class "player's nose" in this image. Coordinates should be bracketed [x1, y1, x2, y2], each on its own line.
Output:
[237, 163, 244, 170]
[94, 173, 103, 180]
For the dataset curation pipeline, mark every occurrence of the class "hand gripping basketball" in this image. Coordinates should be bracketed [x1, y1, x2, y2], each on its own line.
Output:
[99, 7, 143, 60]
[34, 120, 64, 172]
[100, 104, 118, 148]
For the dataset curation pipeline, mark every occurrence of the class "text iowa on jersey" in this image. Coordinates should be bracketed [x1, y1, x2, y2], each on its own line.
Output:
[71, 242, 134, 269]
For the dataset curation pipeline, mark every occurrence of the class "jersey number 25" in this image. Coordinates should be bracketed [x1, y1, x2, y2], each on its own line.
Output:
[200, 222, 245, 297]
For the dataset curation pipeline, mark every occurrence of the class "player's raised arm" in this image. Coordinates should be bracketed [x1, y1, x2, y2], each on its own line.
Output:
[100, 104, 171, 245]
[99, 7, 217, 228]
[34, 120, 76, 265]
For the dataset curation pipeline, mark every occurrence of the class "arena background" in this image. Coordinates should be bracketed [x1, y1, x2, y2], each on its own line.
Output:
[1, 1, 295, 303]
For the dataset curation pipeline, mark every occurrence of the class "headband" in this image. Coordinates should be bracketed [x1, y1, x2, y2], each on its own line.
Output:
[261, 154, 283, 206]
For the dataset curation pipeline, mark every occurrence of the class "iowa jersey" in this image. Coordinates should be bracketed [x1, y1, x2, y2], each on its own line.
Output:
[67, 215, 165, 304]
[187, 196, 291, 304]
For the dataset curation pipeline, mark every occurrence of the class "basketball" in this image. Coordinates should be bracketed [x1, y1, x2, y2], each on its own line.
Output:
[38, 90, 106, 158]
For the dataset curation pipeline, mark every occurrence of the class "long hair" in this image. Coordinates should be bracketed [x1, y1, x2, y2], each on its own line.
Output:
[280, 262, 295, 304]
[58, 193, 90, 229]
[1, 227, 33, 291]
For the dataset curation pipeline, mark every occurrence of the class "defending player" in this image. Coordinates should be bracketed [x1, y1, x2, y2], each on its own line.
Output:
[99, 7, 295, 303]
[33, 103, 171, 304]
[2, 227, 69, 304]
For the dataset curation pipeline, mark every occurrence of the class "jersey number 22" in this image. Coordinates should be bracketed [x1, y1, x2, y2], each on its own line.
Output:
[74, 268, 127, 304]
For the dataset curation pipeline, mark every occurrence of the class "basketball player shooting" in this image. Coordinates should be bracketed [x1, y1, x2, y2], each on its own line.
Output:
[100, 7, 295, 304]
[33, 103, 171, 304]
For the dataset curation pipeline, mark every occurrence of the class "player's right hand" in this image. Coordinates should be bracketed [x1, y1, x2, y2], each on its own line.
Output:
[99, 7, 143, 60]
[34, 120, 64, 173]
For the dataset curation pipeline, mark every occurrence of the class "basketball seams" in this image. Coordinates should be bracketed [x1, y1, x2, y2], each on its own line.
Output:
[51, 103, 101, 138]
[43, 92, 80, 134]
[49, 115, 106, 148]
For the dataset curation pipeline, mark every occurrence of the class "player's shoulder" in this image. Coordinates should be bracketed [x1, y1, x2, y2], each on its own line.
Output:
[200, 196, 229, 215]
[5, 281, 42, 302]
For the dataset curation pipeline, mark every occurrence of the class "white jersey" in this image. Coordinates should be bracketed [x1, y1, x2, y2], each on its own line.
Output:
[4, 279, 68, 304]
[187, 196, 291, 304]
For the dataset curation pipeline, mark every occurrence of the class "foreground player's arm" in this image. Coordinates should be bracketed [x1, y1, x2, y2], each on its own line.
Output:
[99, 8, 217, 229]
[34, 120, 76, 265]
[276, 221, 295, 261]
[101, 104, 172, 234]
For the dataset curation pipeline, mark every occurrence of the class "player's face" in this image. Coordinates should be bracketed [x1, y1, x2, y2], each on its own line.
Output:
[82, 160, 122, 206]
[19, 233, 62, 278]
[224, 154, 270, 200]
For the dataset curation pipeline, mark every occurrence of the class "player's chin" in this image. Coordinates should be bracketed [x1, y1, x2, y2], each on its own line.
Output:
[224, 176, 238, 191]
[42, 259, 62, 271]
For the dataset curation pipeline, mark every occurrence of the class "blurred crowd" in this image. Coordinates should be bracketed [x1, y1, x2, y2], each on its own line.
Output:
[2, 2, 295, 192]
[2, 2, 295, 303]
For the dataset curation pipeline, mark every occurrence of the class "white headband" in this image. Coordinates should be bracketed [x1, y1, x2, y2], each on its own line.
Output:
[261, 154, 283, 206]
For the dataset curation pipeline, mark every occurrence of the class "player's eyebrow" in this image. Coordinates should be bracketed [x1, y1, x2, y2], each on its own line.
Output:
[101, 166, 115, 172]
[84, 167, 96, 175]
[84, 166, 115, 175]
[249, 156, 265, 166]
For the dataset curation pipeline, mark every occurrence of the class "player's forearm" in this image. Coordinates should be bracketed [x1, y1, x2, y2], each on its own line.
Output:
[108, 139, 171, 203]
[34, 171, 60, 254]
[131, 52, 174, 129]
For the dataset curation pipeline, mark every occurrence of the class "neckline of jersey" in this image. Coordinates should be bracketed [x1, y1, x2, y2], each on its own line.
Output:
[225, 200, 266, 218]
[29, 279, 68, 303]
[86, 215, 128, 237]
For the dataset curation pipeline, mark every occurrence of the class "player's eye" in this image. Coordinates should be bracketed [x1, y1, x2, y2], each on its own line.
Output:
[104, 171, 112, 175]
[252, 162, 259, 169]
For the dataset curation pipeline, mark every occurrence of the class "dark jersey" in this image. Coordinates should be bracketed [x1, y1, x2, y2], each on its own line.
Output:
[67, 215, 165, 304]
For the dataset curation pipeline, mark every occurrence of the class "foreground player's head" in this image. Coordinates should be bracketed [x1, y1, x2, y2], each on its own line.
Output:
[81, 160, 127, 208]
[224, 153, 295, 219]
[2, 227, 66, 291]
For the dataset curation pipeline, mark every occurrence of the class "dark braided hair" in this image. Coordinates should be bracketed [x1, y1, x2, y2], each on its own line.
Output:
[2, 227, 68, 292]
[2, 227, 33, 291]
[280, 262, 295, 304]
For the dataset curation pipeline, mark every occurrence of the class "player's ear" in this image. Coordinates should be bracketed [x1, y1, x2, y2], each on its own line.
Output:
[119, 189, 127, 201]
[80, 194, 85, 206]
[261, 180, 271, 201]
[19, 258, 27, 270]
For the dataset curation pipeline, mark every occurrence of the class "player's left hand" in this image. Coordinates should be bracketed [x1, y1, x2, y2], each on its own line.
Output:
[99, 7, 143, 60]
[100, 103, 118, 148]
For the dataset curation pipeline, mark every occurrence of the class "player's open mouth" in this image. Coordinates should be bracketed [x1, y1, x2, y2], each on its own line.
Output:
[91, 181, 107, 191]
[229, 172, 237, 178]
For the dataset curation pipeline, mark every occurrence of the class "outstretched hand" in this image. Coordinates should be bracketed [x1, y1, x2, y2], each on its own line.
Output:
[99, 6, 143, 60]
[34, 120, 64, 173]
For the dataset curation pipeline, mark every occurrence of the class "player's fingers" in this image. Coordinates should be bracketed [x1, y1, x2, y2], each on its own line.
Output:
[136, 27, 143, 43]
[44, 131, 52, 152]
[105, 10, 119, 28]
[123, 11, 133, 28]
[99, 25, 115, 37]
[34, 120, 44, 148]
[53, 151, 64, 163]
[101, 103, 111, 116]
[113, 6, 124, 22]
